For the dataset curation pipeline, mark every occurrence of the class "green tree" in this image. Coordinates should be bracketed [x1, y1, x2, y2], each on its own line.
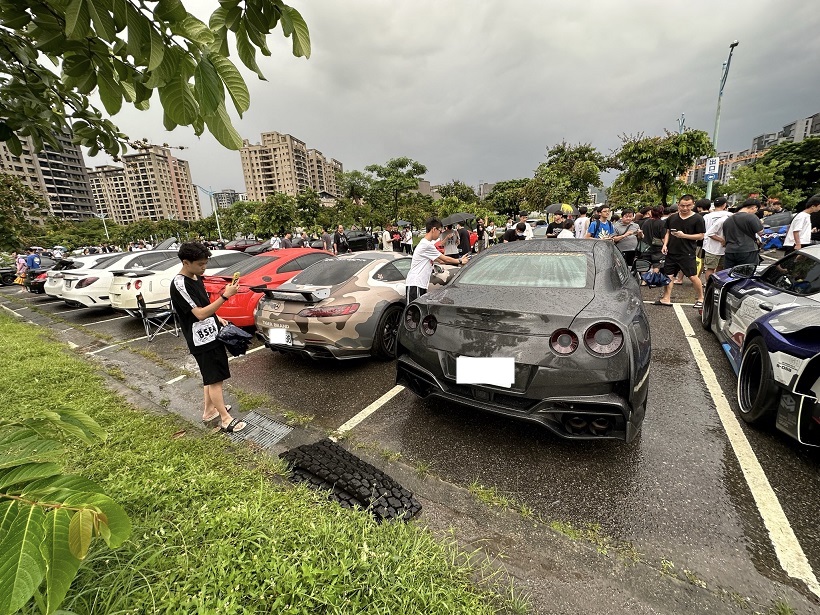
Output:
[724, 159, 804, 209]
[0, 0, 310, 158]
[436, 180, 477, 203]
[532, 141, 616, 208]
[484, 178, 529, 219]
[336, 170, 371, 206]
[258, 193, 296, 236]
[617, 130, 714, 206]
[762, 137, 820, 197]
[0, 173, 47, 250]
[365, 157, 427, 223]
[296, 187, 322, 227]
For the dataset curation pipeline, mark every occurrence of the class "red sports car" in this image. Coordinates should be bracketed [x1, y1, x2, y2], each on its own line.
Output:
[203, 248, 333, 327]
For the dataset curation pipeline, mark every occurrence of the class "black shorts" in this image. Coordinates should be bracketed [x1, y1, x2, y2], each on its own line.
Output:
[406, 285, 427, 303]
[663, 253, 697, 278]
[194, 345, 230, 385]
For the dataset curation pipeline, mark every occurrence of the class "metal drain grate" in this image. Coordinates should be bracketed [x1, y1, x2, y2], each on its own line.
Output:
[223, 410, 292, 450]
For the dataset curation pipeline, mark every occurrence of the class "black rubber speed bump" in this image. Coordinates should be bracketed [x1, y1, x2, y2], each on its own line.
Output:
[280, 439, 422, 522]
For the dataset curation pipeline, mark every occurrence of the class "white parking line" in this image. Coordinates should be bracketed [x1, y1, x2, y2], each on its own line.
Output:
[330, 385, 406, 440]
[11, 306, 29, 312]
[227, 345, 267, 362]
[166, 375, 186, 384]
[0, 303, 24, 318]
[83, 314, 131, 326]
[86, 329, 175, 355]
[673, 303, 820, 597]
[54, 306, 98, 314]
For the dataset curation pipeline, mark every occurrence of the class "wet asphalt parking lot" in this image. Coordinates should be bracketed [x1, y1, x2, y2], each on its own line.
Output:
[2, 273, 819, 608]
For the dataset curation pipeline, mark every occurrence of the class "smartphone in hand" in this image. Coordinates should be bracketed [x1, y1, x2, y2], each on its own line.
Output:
[232, 271, 240, 285]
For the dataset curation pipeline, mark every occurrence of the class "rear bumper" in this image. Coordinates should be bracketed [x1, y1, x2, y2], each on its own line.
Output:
[255, 331, 370, 360]
[396, 354, 642, 442]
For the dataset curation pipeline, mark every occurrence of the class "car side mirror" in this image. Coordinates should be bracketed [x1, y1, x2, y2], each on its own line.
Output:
[433, 264, 444, 274]
[728, 264, 757, 279]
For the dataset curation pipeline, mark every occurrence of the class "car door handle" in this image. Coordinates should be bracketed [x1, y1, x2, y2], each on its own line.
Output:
[759, 302, 773, 312]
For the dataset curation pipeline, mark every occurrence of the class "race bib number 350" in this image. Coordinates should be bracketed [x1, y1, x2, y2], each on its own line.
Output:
[192, 317, 219, 346]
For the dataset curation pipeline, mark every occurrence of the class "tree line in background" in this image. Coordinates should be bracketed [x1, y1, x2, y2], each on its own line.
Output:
[3, 134, 819, 252]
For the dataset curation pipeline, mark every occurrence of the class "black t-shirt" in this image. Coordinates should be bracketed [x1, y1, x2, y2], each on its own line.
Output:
[502, 228, 524, 242]
[334, 231, 350, 253]
[722, 212, 763, 254]
[458, 227, 471, 253]
[475, 223, 486, 239]
[170, 274, 221, 355]
[546, 222, 563, 237]
[665, 213, 705, 256]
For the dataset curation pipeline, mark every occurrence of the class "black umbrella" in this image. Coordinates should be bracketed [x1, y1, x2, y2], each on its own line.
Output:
[545, 203, 579, 216]
[397, 220, 411, 227]
[441, 212, 475, 226]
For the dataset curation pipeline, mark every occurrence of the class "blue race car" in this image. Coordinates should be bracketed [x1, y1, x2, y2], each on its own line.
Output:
[701, 246, 820, 445]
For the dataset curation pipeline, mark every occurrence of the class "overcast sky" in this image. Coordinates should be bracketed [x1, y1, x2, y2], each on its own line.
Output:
[88, 0, 820, 202]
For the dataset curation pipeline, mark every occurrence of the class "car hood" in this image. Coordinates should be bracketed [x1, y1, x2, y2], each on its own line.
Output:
[422, 285, 595, 334]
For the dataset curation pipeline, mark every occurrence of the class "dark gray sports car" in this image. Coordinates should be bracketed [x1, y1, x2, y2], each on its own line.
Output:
[396, 240, 651, 442]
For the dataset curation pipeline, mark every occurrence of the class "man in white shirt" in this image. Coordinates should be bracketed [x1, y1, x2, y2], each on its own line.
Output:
[381, 226, 392, 251]
[406, 217, 469, 303]
[783, 194, 820, 254]
[518, 213, 534, 240]
[702, 197, 732, 278]
[573, 206, 590, 238]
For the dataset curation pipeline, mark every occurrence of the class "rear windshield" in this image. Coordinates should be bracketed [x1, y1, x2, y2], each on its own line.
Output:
[290, 258, 363, 286]
[89, 254, 123, 269]
[457, 253, 592, 288]
[222, 255, 280, 277]
[147, 257, 179, 271]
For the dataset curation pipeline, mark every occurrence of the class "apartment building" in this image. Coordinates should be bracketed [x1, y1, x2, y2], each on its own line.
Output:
[88, 146, 201, 224]
[240, 131, 343, 200]
[0, 133, 95, 222]
[213, 188, 241, 210]
[686, 110, 820, 186]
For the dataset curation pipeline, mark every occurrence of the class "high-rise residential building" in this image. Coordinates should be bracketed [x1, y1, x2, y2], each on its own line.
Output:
[213, 189, 241, 209]
[240, 131, 343, 200]
[0, 132, 95, 222]
[88, 145, 200, 224]
[307, 149, 343, 197]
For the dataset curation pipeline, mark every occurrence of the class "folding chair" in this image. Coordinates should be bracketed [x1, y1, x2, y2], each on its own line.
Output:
[136, 293, 179, 341]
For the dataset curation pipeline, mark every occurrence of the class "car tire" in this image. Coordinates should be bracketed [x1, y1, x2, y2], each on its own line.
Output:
[1, 273, 16, 286]
[280, 439, 422, 521]
[371, 304, 403, 360]
[701, 283, 714, 330]
[737, 336, 779, 425]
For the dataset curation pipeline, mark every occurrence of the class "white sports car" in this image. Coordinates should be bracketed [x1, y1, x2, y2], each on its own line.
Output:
[43, 253, 123, 298]
[109, 250, 250, 312]
[61, 250, 178, 308]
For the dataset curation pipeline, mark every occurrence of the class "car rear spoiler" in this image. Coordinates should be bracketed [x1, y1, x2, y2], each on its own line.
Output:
[109, 269, 153, 277]
[254, 286, 331, 302]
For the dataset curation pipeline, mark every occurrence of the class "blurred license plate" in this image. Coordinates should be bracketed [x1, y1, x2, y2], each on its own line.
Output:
[456, 357, 514, 388]
[269, 328, 292, 346]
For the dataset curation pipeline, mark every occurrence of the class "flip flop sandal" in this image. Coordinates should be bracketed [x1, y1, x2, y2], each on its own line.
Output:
[652, 300, 673, 307]
[692, 301, 703, 309]
[220, 417, 247, 433]
[202, 405, 232, 428]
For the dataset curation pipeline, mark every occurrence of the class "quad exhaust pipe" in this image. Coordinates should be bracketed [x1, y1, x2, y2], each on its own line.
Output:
[562, 415, 614, 436]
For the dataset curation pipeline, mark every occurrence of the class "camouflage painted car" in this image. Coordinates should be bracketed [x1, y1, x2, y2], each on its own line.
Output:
[254, 252, 413, 359]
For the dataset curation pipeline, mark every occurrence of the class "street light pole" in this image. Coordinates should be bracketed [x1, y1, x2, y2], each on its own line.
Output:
[706, 40, 739, 200]
[194, 184, 223, 241]
[94, 213, 110, 240]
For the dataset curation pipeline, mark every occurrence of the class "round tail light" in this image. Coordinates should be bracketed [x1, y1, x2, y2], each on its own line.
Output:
[404, 305, 421, 331]
[134, 280, 142, 290]
[584, 323, 624, 356]
[421, 314, 437, 336]
[550, 329, 579, 355]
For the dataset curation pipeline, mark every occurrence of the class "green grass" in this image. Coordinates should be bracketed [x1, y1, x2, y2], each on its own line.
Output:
[0, 313, 501, 614]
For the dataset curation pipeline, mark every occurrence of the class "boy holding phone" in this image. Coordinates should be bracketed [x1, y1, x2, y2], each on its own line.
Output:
[655, 195, 706, 309]
[170, 242, 246, 433]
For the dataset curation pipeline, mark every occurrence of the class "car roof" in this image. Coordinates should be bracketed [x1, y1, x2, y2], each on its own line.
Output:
[802, 245, 820, 258]
[258, 247, 327, 258]
[337, 252, 406, 262]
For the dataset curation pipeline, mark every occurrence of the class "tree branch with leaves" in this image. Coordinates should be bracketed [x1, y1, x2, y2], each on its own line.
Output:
[0, 0, 311, 158]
